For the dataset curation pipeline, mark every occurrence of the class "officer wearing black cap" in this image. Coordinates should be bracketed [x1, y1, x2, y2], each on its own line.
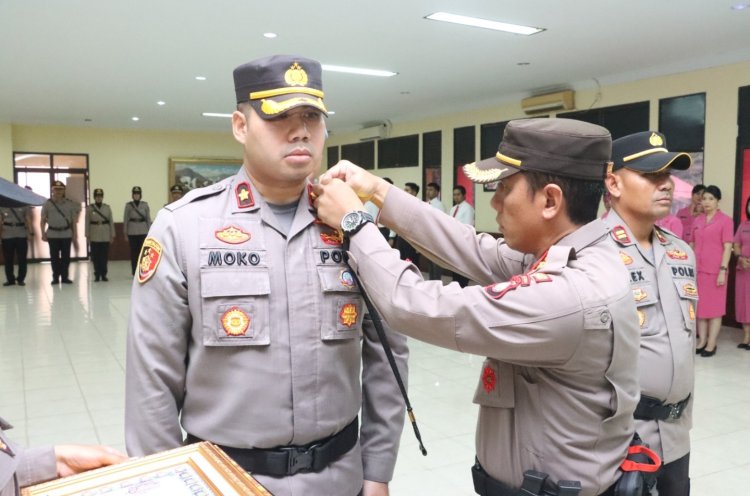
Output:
[86, 188, 115, 282]
[40, 180, 81, 285]
[0, 183, 33, 287]
[123, 186, 151, 275]
[314, 118, 645, 496]
[604, 131, 695, 495]
[126, 55, 407, 496]
[169, 184, 184, 204]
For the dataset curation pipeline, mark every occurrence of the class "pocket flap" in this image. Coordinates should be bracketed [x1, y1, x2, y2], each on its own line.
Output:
[200, 269, 270, 298]
[473, 359, 515, 408]
[317, 265, 360, 293]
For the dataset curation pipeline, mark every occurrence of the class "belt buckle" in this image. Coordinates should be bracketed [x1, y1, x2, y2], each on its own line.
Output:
[284, 444, 317, 475]
[667, 402, 683, 420]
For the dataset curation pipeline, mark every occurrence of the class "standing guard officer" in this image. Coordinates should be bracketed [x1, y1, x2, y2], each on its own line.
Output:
[604, 131, 695, 495]
[169, 184, 185, 203]
[123, 186, 151, 275]
[40, 180, 80, 285]
[85, 188, 115, 282]
[314, 118, 642, 496]
[125, 55, 408, 496]
[0, 200, 32, 287]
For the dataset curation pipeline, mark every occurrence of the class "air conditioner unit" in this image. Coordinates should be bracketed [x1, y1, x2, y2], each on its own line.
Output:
[521, 90, 575, 114]
[358, 123, 389, 141]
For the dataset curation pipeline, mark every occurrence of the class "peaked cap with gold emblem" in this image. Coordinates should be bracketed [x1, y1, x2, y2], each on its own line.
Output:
[611, 131, 691, 173]
[464, 118, 612, 184]
[233, 54, 328, 119]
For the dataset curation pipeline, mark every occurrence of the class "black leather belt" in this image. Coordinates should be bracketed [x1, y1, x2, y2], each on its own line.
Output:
[3, 222, 24, 227]
[48, 226, 68, 231]
[90, 221, 108, 225]
[129, 218, 145, 222]
[635, 393, 690, 422]
[472, 460, 613, 496]
[186, 417, 358, 476]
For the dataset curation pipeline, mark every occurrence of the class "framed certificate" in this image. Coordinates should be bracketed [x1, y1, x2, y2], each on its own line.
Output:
[22, 442, 271, 496]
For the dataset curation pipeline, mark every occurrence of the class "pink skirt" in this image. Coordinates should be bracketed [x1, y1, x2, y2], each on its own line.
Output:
[697, 271, 728, 319]
[736, 269, 750, 323]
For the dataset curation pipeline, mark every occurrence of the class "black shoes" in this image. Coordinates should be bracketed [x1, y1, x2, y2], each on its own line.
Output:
[94, 276, 101, 282]
[737, 343, 749, 349]
[3, 281, 15, 287]
[17, 281, 25, 286]
[102, 276, 109, 282]
[61, 279, 73, 284]
[700, 346, 717, 357]
[51, 279, 59, 285]
[695, 345, 706, 355]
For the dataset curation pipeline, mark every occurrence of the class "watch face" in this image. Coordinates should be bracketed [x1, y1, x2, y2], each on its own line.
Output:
[341, 211, 362, 232]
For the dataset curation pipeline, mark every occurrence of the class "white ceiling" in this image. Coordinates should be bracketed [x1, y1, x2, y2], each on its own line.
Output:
[1, 1, 749, 135]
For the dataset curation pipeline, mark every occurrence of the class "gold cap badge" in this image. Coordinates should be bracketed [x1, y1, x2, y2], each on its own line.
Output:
[285, 62, 309, 87]
[649, 132, 664, 147]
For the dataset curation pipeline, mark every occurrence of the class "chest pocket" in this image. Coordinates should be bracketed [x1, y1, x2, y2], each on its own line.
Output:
[200, 269, 271, 347]
[672, 279, 698, 333]
[317, 265, 364, 341]
[472, 358, 515, 408]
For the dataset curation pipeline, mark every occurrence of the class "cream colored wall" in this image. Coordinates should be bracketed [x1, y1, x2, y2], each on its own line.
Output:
[8, 125, 240, 209]
[327, 60, 750, 233]
[0, 124, 13, 179]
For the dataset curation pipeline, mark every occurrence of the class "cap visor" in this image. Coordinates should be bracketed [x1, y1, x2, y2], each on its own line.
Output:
[464, 156, 521, 184]
[0, 178, 47, 207]
[626, 151, 692, 173]
[251, 94, 328, 120]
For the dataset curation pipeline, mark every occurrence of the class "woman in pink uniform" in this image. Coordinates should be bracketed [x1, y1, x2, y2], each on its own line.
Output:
[734, 196, 750, 349]
[691, 185, 734, 356]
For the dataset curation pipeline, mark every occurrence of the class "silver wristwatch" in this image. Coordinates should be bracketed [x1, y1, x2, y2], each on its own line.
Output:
[340, 210, 374, 237]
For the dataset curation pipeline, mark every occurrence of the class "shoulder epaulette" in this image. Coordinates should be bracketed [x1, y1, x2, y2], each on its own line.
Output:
[164, 179, 231, 212]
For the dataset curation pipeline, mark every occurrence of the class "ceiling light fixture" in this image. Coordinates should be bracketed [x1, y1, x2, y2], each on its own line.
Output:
[425, 12, 544, 35]
[263, 32, 277, 38]
[131, 117, 140, 121]
[157, 101, 166, 106]
[195, 76, 207, 81]
[202, 112, 233, 118]
[322, 64, 397, 77]
[731, 3, 749, 10]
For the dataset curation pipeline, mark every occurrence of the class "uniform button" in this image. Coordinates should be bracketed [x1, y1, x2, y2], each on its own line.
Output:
[600, 311, 610, 323]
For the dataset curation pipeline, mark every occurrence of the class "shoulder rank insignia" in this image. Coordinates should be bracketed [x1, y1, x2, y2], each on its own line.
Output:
[654, 229, 668, 244]
[637, 309, 646, 328]
[307, 182, 317, 206]
[0, 439, 14, 456]
[321, 227, 343, 246]
[215, 225, 251, 244]
[339, 303, 358, 327]
[221, 307, 250, 336]
[667, 249, 688, 260]
[620, 252, 634, 265]
[482, 365, 497, 393]
[235, 182, 255, 209]
[633, 287, 648, 302]
[137, 238, 163, 284]
[484, 273, 552, 300]
[529, 250, 548, 272]
[683, 282, 698, 297]
[612, 226, 631, 245]
[340, 269, 355, 288]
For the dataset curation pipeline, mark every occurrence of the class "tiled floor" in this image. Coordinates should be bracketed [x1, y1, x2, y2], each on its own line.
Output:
[2, 260, 749, 495]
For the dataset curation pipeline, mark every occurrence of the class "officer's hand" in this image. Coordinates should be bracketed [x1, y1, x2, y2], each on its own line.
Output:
[362, 480, 389, 496]
[54, 445, 128, 477]
[320, 160, 390, 205]
[312, 177, 365, 228]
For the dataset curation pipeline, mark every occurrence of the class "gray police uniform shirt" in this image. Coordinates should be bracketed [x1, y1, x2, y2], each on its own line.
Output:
[350, 188, 640, 496]
[0, 417, 56, 496]
[125, 167, 408, 496]
[0, 208, 30, 239]
[41, 199, 79, 239]
[122, 201, 151, 236]
[604, 209, 695, 464]
[85, 203, 115, 242]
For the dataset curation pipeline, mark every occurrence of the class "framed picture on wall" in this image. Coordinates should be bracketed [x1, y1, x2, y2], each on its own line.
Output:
[670, 152, 704, 214]
[168, 157, 242, 195]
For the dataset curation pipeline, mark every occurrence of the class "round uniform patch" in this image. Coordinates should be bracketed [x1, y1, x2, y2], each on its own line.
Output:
[482, 366, 497, 393]
[137, 238, 163, 284]
[340, 269, 355, 288]
[339, 303, 358, 328]
[221, 307, 250, 336]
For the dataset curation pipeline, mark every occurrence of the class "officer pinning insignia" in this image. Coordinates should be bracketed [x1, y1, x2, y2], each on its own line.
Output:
[482, 365, 497, 393]
[320, 228, 343, 246]
[637, 310, 646, 328]
[620, 252, 634, 265]
[235, 182, 255, 209]
[221, 307, 251, 336]
[683, 282, 698, 297]
[667, 249, 688, 260]
[215, 225, 251, 244]
[340, 269, 355, 288]
[339, 303, 358, 327]
[654, 229, 668, 244]
[612, 226, 631, 244]
[137, 238, 163, 284]
[633, 288, 648, 302]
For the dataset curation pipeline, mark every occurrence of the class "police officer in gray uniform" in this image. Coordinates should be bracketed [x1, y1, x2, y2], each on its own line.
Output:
[123, 186, 151, 275]
[0, 178, 127, 496]
[86, 188, 116, 282]
[0, 202, 31, 287]
[125, 55, 407, 496]
[314, 119, 642, 496]
[604, 131, 695, 495]
[40, 180, 80, 285]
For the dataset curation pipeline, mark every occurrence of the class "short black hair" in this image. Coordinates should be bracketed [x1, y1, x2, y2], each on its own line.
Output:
[523, 171, 604, 225]
[383, 177, 394, 185]
[691, 184, 706, 195]
[405, 182, 420, 194]
[704, 185, 721, 200]
[453, 185, 466, 196]
[427, 182, 440, 192]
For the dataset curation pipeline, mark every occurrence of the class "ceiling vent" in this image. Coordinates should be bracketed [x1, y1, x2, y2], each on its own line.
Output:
[521, 90, 575, 114]
[358, 122, 390, 141]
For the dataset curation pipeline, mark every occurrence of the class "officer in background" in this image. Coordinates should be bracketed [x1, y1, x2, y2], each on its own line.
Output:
[604, 131, 695, 495]
[0, 199, 32, 287]
[448, 185, 475, 287]
[123, 186, 151, 275]
[85, 188, 115, 282]
[40, 180, 80, 285]
[314, 118, 641, 496]
[0, 178, 127, 496]
[169, 184, 184, 203]
[125, 55, 407, 496]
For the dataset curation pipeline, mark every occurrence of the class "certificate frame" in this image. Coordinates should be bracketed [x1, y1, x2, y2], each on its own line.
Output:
[22, 442, 271, 496]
